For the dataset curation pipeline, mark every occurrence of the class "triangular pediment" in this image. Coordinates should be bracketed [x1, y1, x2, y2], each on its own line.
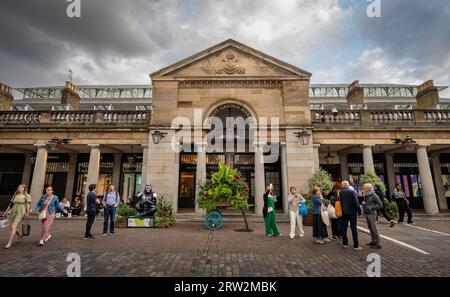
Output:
[151, 39, 311, 79]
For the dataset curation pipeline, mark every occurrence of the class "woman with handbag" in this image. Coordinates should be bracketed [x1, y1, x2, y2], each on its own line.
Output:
[311, 186, 330, 245]
[3, 184, 31, 249]
[32, 185, 66, 246]
[288, 186, 305, 239]
[329, 181, 342, 240]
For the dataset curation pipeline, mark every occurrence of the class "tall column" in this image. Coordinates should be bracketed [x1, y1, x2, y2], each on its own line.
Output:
[21, 153, 33, 188]
[84, 144, 101, 205]
[280, 143, 289, 215]
[339, 153, 349, 181]
[112, 153, 121, 188]
[416, 145, 439, 214]
[385, 153, 396, 196]
[254, 143, 265, 216]
[431, 153, 448, 210]
[64, 153, 77, 200]
[140, 144, 149, 193]
[195, 142, 207, 214]
[313, 144, 320, 172]
[30, 144, 48, 205]
[362, 144, 375, 174]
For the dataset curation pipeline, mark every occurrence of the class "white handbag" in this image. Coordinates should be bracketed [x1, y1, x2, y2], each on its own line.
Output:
[0, 217, 9, 229]
[38, 196, 54, 221]
[327, 204, 337, 219]
[321, 205, 330, 226]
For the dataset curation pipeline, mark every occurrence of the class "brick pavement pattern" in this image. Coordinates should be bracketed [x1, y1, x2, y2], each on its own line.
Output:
[0, 218, 449, 277]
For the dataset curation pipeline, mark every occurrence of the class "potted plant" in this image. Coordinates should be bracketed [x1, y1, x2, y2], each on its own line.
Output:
[197, 162, 251, 231]
[154, 196, 176, 228]
[361, 173, 398, 219]
[116, 204, 137, 228]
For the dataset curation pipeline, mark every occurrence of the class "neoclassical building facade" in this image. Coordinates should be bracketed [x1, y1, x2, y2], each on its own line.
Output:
[1, 39, 449, 215]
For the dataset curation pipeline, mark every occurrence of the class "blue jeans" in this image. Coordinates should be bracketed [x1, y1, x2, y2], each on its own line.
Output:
[103, 207, 116, 233]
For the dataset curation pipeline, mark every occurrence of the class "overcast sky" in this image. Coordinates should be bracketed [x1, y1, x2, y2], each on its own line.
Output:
[0, 0, 449, 97]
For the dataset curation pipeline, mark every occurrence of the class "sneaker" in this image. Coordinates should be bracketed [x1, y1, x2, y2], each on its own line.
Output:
[315, 239, 325, 245]
[276, 234, 282, 237]
[44, 234, 52, 242]
[299, 234, 304, 238]
[38, 239, 44, 246]
[323, 238, 331, 243]
[110, 232, 116, 236]
[407, 221, 414, 224]
[102, 233, 108, 236]
[370, 245, 382, 249]
[84, 235, 95, 240]
[366, 242, 376, 246]
[390, 221, 396, 228]
[353, 246, 363, 251]
[266, 234, 273, 237]
[342, 245, 348, 248]
[332, 236, 338, 240]
[289, 236, 294, 239]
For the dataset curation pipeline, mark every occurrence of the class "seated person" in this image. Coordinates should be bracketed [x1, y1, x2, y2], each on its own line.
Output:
[71, 196, 84, 216]
[60, 197, 71, 217]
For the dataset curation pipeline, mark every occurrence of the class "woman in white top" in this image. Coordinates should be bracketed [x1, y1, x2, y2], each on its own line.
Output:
[288, 186, 306, 239]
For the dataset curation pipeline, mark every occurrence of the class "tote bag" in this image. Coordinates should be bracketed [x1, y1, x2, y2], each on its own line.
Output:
[321, 205, 330, 226]
[299, 203, 308, 216]
[327, 204, 337, 219]
[335, 191, 343, 218]
[22, 218, 31, 236]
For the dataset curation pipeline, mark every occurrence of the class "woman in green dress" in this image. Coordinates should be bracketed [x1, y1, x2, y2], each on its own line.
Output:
[4, 184, 31, 249]
[263, 186, 281, 237]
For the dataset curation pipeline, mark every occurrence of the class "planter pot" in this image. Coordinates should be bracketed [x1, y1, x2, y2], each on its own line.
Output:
[302, 212, 313, 226]
[116, 221, 127, 228]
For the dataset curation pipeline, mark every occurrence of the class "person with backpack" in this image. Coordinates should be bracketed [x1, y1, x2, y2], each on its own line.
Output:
[102, 184, 121, 236]
[374, 185, 395, 227]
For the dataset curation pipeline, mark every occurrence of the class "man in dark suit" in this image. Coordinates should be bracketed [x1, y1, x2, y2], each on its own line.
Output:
[84, 184, 99, 239]
[339, 181, 363, 250]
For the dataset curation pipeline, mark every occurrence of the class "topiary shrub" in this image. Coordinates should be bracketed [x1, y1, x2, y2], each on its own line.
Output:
[361, 172, 386, 192]
[309, 169, 334, 196]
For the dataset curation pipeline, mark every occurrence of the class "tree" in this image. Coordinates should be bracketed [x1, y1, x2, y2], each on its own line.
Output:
[361, 172, 386, 192]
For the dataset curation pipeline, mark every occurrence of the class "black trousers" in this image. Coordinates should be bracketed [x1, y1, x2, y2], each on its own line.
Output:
[396, 200, 413, 223]
[378, 208, 393, 222]
[331, 218, 341, 237]
[340, 214, 359, 248]
[85, 213, 96, 237]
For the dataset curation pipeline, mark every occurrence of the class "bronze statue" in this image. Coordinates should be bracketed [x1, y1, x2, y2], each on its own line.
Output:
[135, 184, 157, 217]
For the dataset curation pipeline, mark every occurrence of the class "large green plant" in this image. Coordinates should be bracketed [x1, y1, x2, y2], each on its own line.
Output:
[361, 172, 386, 192]
[197, 162, 250, 230]
[309, 169, 334, 196]
[155, 196, 176, 228]
[117, 204, 137, 218]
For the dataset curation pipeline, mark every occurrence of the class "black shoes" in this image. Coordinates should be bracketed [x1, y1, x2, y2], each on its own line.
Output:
[84, 234, 95, 240]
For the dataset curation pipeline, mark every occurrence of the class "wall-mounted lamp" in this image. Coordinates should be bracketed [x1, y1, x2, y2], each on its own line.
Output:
[151, 130, 167, 144]
[294, 129, 311, 145]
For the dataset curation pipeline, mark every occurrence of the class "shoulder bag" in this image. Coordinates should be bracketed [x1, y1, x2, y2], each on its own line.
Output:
[334, 191, 343, 218]
[38, 196, 54, 221]
[321, 205, 330, 226]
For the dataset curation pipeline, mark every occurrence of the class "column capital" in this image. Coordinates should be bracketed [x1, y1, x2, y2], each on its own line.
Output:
[417, 144, 430, 150]
[361, 144, 375, 148]
[33, 143, 48, 149]
[88, 144, 102, 149]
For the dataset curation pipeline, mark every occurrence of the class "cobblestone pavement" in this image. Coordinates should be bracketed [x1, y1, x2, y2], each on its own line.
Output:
[0, 217, 449, 277]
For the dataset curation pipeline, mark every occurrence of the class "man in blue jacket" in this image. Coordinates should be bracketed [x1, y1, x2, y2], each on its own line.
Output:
[339, 181, 363, 250]
[84, 184, 99, 239]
